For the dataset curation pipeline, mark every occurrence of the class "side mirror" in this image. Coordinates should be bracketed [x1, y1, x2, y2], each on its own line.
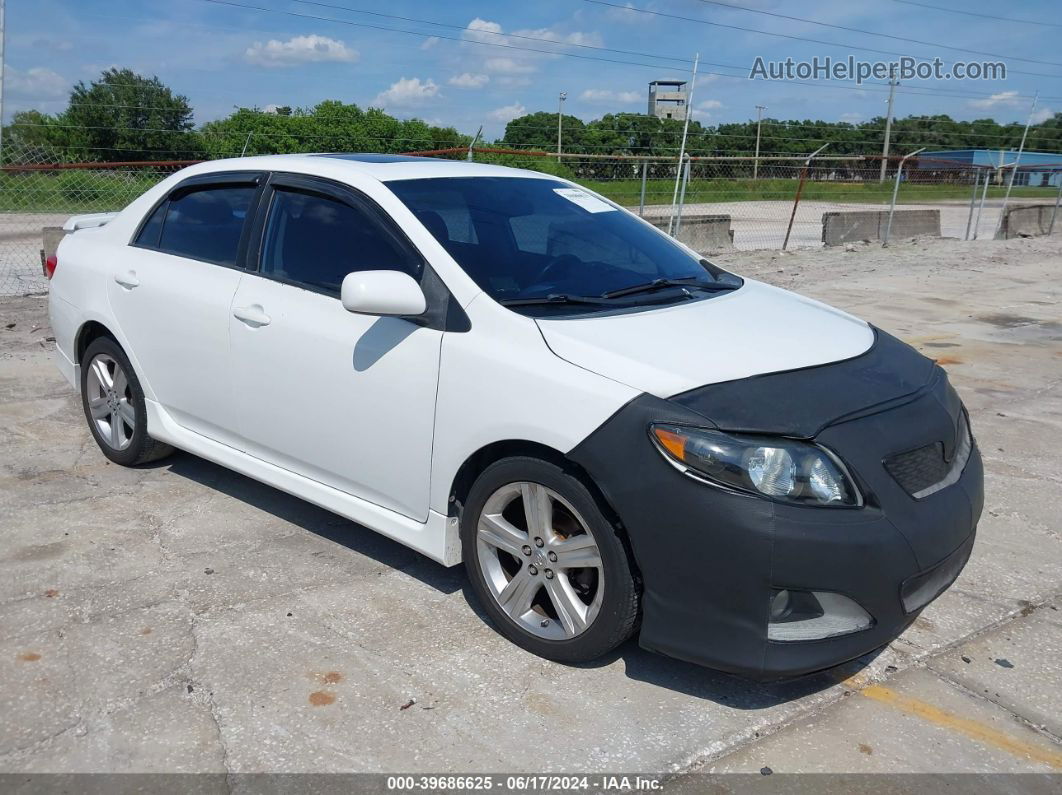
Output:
[340, 270, 427, 317]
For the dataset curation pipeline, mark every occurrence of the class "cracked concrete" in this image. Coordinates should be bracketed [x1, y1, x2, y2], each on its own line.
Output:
[0, 235, 1060, 773]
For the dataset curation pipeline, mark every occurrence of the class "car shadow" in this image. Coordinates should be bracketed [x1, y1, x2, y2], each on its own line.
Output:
[590, 639, 879, 709]
[352, 316, 417, 372]
[455, 577, 879, 709]
[163, 451, 464, 596]
[162, 450, 877, 707]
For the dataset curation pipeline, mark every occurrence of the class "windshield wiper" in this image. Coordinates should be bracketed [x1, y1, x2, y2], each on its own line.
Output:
[499, 293, 616, 307]
[600, 277, 740, 300]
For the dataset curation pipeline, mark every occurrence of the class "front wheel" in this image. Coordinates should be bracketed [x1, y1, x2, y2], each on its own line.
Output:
[462, 457, 640, 663]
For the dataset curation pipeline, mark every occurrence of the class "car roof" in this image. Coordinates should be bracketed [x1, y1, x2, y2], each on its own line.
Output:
[183, 153, 554, 183]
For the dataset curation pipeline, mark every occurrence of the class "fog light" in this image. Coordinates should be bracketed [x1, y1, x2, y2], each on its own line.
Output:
[768, 589, 873, 642]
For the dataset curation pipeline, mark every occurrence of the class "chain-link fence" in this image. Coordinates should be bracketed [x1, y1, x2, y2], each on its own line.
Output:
[444, 148, 1062, 251]
[3, 142, 1060, 297]
[0, 147, 195, 295]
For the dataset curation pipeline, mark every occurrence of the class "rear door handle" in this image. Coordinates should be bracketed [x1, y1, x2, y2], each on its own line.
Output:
[113, 271, 139, 289]
[233, 305, 271, 327]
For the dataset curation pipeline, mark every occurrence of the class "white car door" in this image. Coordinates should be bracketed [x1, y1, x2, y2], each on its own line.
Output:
[108, 173, 262, 446]
[228, 174, 443, 521]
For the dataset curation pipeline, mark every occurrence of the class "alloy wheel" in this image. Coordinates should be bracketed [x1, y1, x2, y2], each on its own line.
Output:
[476, 481, 604, 640]
[85, 353, 135, 451]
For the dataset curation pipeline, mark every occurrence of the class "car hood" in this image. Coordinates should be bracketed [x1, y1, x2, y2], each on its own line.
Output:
[535, 279, 875, 398]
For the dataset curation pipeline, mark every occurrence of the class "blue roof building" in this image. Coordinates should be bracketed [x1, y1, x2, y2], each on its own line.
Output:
[914, 149, 1062, 187]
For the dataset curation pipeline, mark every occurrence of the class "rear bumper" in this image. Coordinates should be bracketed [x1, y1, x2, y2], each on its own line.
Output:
[570, 385, 983, 681]
[53, 344, 78, 391]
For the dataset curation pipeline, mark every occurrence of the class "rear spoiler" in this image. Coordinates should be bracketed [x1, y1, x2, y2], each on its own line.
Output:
[63, 212, 119, 232]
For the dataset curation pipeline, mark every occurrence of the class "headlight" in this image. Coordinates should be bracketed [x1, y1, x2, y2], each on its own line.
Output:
[650, 424, 862, 507]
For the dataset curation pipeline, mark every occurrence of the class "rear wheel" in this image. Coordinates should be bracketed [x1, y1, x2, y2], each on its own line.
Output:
[80, 337, 173, 466]
[462, 457, 639, 663]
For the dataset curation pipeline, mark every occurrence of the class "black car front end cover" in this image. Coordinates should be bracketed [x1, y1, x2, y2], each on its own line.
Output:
[569, 329, 983, 679]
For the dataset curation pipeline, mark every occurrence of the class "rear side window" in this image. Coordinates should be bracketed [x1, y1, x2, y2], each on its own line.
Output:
[134, 201, 166, 248]
[259, 188, 420, 294]
[155, 185, 256, 266]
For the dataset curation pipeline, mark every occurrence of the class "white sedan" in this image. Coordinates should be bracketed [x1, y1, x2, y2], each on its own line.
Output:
[48, 154, 981, 679]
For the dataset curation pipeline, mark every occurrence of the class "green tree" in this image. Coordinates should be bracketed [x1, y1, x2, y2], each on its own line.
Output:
[2, 68, 201, 163]
[198, 101, 467, 157]
[62, 68, 201, 161]
[501, 111, 586, 152]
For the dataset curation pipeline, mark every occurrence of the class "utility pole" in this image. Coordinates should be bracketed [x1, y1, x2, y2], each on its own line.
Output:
[879, 66, 898, 183]
[753, 105, 766, 180]
[467, 126, 483, 161]
[995, 91, 1038, 239]
[556, 91, 567, 162]
[0, 0, 6, 167]
[668, 53, 699, 235]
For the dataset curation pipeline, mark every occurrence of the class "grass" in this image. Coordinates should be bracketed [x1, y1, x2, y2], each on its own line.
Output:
[0, 170, 1056, 214]
[0, 171, 164, 213]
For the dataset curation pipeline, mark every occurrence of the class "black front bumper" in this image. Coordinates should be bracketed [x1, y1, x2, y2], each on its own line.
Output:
[569, 334, 984, 680]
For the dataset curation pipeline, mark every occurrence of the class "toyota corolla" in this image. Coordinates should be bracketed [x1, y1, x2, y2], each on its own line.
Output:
[47, 154, 983, 679]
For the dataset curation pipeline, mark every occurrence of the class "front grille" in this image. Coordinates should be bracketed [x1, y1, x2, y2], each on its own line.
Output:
[884, 413, 972, 499]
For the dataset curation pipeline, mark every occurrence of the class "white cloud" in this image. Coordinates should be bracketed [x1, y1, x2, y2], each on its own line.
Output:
[7, 67, 67, 99]
[580, 89, 641, 103]
[697, 99, 723, 110]
[464, 18, 503, 44]
[1031, 106, 1054, 124]
[840, 112, 864, 123]
[969, 90, 1022, 110]
[372, 77, 441, 108]
[604, 2, 643, 23]
[245, 35, 358, 67]
[511, 27, 603, 48]
[484, 57, 536, 75]
[420, 36, 440, 50]
[488, 102, 526, 123]
[448, 72, 490, 89]
[496, 76, 533, 88]
[463, 18, 602, 77]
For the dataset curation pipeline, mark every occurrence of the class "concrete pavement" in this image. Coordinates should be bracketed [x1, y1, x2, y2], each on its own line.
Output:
[0, 235, 1059, 775]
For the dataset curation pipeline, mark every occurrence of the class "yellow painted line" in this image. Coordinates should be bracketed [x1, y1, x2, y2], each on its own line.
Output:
[857, 682, 1062, 770]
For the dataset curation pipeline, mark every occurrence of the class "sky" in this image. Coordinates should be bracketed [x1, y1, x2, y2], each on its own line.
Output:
[7, 0, 1062, 141]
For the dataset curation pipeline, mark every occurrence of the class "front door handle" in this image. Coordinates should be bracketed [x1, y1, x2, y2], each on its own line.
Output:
[113, 270, 139, 289]
[233, 305, 271, 327]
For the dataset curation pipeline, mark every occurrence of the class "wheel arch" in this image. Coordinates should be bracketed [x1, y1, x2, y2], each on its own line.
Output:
[447, 440, 639, 577]
[75, 319, 119, 364]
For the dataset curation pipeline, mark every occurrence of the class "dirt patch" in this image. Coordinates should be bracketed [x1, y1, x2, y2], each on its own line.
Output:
[308, 690, 336, 707]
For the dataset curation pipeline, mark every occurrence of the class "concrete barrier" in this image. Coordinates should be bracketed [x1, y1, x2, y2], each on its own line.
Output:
[822, 209, 941, 246]
[41, 226, 67, 274]
[996, 204, 1060, 239]
[648, 213, 734, 253]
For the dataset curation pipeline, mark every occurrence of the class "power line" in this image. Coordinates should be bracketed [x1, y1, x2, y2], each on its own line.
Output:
[194, 0, 1062, 101]
[583, 0, 1062, 78]
[289, 0, 692, 64]
[194, 0, 688, 72]
[889, 0, 1062, 28]
[689, 0, 1062, 68]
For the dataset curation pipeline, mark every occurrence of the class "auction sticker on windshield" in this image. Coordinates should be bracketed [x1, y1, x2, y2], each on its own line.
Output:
[553, 187, 616, 213]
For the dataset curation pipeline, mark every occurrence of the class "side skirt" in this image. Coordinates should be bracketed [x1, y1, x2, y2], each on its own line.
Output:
[144, 399, 462, 566]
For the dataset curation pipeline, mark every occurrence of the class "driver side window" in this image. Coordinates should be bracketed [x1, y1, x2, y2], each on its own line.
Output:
[259, 187, 420, 295]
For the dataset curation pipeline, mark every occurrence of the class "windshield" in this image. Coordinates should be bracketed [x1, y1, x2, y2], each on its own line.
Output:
[386, 176, 738, 314]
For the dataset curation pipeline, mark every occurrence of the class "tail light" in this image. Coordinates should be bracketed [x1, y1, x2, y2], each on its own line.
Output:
[44, 254, 58, 279]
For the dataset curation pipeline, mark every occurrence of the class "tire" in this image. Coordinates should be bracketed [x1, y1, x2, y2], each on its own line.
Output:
[462, 456, 640, 663]
[80, 336, 174, 467]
